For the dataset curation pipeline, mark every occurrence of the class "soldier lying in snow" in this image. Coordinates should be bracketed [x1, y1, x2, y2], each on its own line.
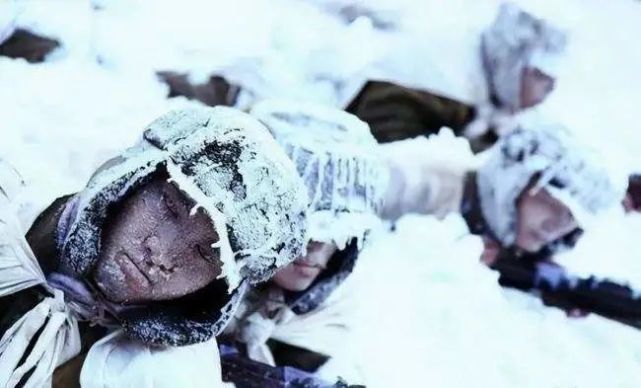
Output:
[219, 101, 388, 387]
[346, 3, 568, 152]
[381, 118, 624, 264]
[0, 107, 308, 387]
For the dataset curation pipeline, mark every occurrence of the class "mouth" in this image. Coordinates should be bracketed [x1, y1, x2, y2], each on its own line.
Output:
[293, 259, 326, 270]
[114, 251, 152, 286]
[292, 261, 322, 278]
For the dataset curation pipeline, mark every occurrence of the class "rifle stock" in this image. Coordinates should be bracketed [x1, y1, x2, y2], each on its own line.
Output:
[219, 345, 357, 388]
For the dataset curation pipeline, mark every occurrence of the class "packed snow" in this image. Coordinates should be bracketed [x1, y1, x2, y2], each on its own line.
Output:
[353, 216, 641, 387]
[2, 0, 641, 387]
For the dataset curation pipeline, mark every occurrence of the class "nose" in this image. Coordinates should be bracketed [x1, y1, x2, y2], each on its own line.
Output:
[143, 235, 172, 267]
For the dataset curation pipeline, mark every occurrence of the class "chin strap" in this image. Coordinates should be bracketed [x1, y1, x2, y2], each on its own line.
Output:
[45, 272, 123, 329]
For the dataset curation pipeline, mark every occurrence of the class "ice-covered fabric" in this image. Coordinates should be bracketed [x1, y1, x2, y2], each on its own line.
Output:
[481, 2, 567, 111]
[477, 118, 624, 247]
[62, 107, 307, 288]
[0, 179, 81, 388]
[251, 99, 387, 250]
[228, 274, 364, 385]
[80, 330, 233, 388]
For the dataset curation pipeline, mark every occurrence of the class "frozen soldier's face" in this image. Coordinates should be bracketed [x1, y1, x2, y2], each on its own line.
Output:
[93, 174, 222, 304]
[515, 187, 578, 253]
[520, 66, 556, 109]
[271, 241, 337, 292]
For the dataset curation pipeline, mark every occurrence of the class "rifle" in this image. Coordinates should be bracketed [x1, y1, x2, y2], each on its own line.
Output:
[491, 252, 641, 329]
[219, 345, 362, 388]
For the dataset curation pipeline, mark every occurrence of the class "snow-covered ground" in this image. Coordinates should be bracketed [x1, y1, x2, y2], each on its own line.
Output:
[354, 215, 641, 387]
[2, 0, 641, 387]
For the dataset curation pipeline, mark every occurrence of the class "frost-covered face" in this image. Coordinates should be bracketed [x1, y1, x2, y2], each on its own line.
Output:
[93, 175, 222, 304]
[271, 241, 337, 292]
[520, 66, 556, 109]
[515, 187, 578, 253]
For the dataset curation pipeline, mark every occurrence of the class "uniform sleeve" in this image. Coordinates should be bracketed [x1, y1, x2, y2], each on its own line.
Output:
[380, 130, 476, 221]
[0, 287, 45, 339]
[346, 81, 475, 143]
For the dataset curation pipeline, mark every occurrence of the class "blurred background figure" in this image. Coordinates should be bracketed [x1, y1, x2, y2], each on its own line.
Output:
[346, 2, 567, 152]
[381, 118, 622, 263]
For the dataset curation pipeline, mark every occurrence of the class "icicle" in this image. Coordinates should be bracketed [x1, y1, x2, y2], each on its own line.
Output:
[165, 161, 239, 293]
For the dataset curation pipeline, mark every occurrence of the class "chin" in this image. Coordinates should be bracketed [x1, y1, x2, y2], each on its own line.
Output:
[516, 239, 543, 254]
[96, 283, 127, 304]
[274, 277, 315, 292]
[285, 281, 315, 292]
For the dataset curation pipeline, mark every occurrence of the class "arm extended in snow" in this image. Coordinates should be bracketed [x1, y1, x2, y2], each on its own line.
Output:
[491, 252, 641, 329]
[219, 345, 361, 388]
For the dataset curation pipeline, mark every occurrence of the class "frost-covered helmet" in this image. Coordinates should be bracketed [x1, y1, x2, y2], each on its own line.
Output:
[251, 99, 388, 250]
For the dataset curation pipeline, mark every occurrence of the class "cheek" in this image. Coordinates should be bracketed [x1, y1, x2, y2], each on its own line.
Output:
[534, 81, 551, 98]
[516, 200, 546, 240]
[521, 75, 554, 108]
[517, 201, 534, 231]
[533, 77, 556, 100]
[273, 265, 297, 284]
[545, 214, 577, 239]
[107, 202, 160, 247]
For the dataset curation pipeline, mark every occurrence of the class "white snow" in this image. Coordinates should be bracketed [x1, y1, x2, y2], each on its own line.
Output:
[2, 0, 641, 386]
[354, 215, 641, 388]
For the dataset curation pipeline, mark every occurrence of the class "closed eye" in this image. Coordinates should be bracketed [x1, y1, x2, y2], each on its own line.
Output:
[163, 193, 180, 217]
[196, 243, 216, 263]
